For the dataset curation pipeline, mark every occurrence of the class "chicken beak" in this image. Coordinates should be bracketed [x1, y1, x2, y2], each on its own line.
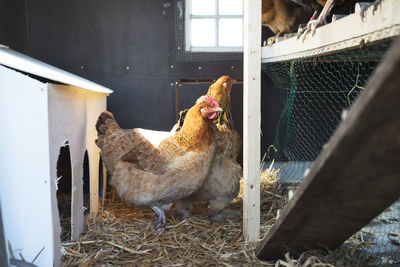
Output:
[207, 106, 223, 120]
[214, 107, 223, 112]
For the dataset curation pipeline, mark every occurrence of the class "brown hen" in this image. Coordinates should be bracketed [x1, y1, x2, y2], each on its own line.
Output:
[174, 76, 243, 220]
[96, 96, 222, 230]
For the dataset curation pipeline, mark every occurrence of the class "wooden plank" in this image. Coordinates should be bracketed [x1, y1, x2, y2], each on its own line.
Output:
[0, 46, 112, 93]
[262, 0, 400, 63]
[86, 93, 108, 217]
[256, 38, 400, 259]
[88, 149, 100, 217]
[0, 66, 55, 267]
[243, 0, 261, 241]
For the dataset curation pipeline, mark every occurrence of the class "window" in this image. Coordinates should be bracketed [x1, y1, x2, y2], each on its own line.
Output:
[185, 0, 243, 52]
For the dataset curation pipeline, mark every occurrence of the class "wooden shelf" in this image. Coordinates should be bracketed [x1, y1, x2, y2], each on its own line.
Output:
[261, 0, 400, 63]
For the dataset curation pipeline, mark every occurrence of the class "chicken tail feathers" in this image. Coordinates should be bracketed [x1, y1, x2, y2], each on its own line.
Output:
[95, 111, 121, 149]
[96, 111, 120, 135]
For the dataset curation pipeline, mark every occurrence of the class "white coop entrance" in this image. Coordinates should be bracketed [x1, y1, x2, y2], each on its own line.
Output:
[0, 46, 112, 266]
[56, 143, 73, 241]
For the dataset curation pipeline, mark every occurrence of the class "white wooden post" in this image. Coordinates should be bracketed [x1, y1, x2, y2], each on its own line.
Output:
[243, 0, 261, 241]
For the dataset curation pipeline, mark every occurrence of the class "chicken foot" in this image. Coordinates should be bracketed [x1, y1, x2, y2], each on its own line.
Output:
[266, 32, 281, 46]
[209, 198, 230, 221]
[211, 213, 223, 221]
[297, 10, 318, 39]
[300, 0, 336, 39]
[151, 205, 166, 232]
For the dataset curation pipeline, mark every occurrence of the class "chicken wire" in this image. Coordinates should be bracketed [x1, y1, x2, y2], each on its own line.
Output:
[261, 39, 399, 264]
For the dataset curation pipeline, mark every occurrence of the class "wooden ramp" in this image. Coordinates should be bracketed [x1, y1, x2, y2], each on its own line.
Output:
[256, 38, 400, 260]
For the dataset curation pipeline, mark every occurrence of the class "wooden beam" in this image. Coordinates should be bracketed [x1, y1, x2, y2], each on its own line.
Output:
[256, 38, 400, 259]
[243, 0, 261, 241]
[262, 0, 400, 63]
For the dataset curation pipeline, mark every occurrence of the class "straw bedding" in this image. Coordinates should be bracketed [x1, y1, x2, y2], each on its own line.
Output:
[61, 165, 371, 266]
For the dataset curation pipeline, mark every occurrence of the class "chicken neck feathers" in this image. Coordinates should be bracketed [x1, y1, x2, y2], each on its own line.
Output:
[173, 106, 215, 151]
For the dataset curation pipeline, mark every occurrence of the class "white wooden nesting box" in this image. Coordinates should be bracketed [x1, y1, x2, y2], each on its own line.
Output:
[0, 46, 112, 267]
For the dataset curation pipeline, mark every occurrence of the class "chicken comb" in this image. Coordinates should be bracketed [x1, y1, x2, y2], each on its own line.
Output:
[196, 95, 220, 108]
[204, 95, 220, 108]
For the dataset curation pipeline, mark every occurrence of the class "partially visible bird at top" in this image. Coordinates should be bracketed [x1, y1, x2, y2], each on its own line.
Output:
[95, 95, 222, 231]
[262, 0, 313, 45]
[298, 0, 347, 35]
[293, 0, 382, 37]
[173, 75, 243, 220]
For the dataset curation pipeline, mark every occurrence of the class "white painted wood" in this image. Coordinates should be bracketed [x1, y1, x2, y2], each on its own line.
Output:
[0, 65, 54, 267]
[262, 0, 400, 62]
[48, 85, 88, 241]
[0, 63, 109, 266]
[48, 85, 108, 232]
[85, 95, 107, 217]
[243, 0, 261, 241]
[0, 47, 113, 94]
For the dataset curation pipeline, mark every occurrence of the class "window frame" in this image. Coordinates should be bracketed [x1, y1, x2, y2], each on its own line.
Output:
[185, 0, 243, 52]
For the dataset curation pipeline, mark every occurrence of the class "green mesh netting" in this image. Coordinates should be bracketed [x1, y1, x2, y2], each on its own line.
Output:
[262, 41, 391, 184]
[262, 39, 399, 264]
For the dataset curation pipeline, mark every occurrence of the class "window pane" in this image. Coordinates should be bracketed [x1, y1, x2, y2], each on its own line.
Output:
[219, 0, 243, 15]
[218, 19, 243, 47]
[191, 19, 216, 47]
[191, 0, 215, 15]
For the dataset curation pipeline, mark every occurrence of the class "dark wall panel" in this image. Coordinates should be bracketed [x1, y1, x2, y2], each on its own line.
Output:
[103, 79, 175, 130]
[1, 0, 249, 158]
[0, 0, 28, 54]
[28, 0, 177, 80]
[23, 0, 243, 133]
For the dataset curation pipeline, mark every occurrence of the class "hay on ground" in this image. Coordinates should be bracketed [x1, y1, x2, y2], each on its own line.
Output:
[61, 164, 371, 266]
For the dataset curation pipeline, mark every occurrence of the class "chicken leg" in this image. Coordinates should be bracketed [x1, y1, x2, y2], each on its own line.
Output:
[174, 199, 193, 219]
[151, 205, 166, 231]
[306, 0, 336, 35]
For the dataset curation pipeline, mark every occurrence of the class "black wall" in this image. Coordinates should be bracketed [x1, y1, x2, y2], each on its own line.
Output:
[1, 0, 281, 161]
[0, 0, 28, 53]
[0, 0, 243, 130]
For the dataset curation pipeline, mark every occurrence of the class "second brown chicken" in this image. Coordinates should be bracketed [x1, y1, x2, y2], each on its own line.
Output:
[174, 76, 242, 220]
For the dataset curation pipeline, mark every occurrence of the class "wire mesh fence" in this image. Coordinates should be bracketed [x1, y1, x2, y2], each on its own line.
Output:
[261, 39, 399, 264]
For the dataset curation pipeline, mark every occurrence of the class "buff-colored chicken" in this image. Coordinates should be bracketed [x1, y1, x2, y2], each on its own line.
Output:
[95, 96, 222, 230]
[174, 76, 243, 220]
[262, 0, 312, 34]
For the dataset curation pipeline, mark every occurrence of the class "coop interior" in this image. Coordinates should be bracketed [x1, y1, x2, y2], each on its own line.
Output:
[0, 0, 399, 266]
